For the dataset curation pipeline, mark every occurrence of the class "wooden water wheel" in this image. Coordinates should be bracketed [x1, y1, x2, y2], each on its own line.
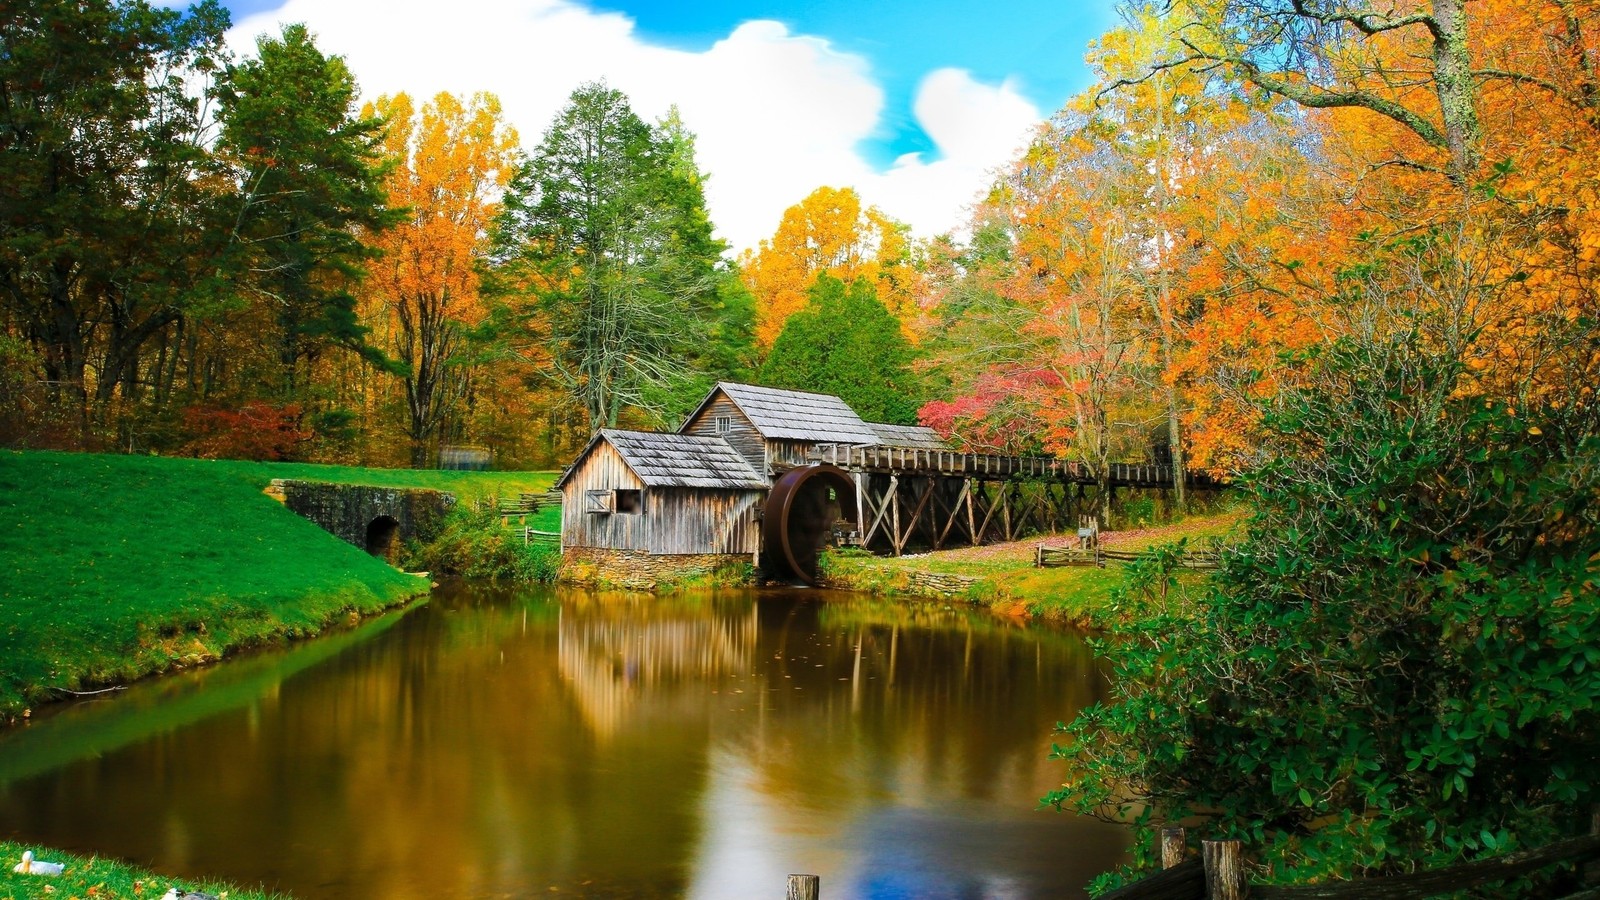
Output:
[762, 464, 858, 585]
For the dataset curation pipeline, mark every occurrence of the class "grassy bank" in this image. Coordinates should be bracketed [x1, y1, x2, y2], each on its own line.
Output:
[823, 512, 1243, 626]
[0, 450, 556, 719]
[1, 840, 281, 900]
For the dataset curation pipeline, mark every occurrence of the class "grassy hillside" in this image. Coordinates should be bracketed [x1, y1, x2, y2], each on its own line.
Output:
[825, 512, 1244, 626]
[0, 451, 557, 718]
[0, 840, 284, 900]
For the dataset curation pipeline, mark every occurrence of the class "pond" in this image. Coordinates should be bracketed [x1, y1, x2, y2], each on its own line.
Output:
[0, 584, 1127, 899]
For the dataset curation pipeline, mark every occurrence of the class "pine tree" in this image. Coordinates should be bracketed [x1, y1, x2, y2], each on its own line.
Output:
[758, 274, 924, 424]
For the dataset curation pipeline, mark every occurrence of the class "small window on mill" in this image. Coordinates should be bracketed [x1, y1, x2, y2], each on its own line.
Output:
[614, 489, 642, 514]
[714, 415, 732, 434]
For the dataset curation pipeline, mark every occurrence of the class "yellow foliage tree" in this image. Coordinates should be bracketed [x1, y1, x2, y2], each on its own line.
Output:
[739, 185, 919, 348]
[360, 91, 519, 467]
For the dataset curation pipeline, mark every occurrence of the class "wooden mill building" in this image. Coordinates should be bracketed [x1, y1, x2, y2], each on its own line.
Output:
[556, 429, 767, 558]
[557, 381, 1213, 585]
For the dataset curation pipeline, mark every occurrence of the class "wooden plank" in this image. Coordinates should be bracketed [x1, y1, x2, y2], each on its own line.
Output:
[890, 480, 903, 556]
[939, 479, 972, 548]
[861, 475, 896, 547]
[1098, 859, 1204, 900]
[894, 478, 935, 554]
[974, 481, 1003, 544]
[964, 478, 977, 548]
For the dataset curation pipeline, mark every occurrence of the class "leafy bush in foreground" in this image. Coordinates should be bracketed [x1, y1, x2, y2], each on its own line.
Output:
[1050, 330, 1600, 892]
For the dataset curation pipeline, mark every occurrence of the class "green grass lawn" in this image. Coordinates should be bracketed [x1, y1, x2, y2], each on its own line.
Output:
[0, 451, 558, 719]
[826, 512, 1244, 625]
[215, 458, 558, 505]
[1, 840, 284, 900]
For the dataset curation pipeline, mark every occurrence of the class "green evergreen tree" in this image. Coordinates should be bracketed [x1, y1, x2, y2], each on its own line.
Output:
[216, 23, 399, 397]
[758, 273, 923, 424]
[489, 83, 740, 431]
[0, 0, 231, 414]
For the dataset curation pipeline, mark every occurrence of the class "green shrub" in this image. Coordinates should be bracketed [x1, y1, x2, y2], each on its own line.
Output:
[1050, 329, 1600, 892]
[414, 501, 560, 583]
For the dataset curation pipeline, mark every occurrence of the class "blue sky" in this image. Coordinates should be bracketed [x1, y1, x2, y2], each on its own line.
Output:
[586, 0, 1115, 167]
[219, 0, 1119, 248]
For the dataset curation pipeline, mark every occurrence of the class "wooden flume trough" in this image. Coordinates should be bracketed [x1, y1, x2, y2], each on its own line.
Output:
[800, 443, 1224, 560]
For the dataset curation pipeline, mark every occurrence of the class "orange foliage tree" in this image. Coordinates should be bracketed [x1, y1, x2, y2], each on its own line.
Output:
[1171, 0, 1600, 418]
[739, 185, 920, 348]
[921, 3, 1324, 489]
[360, 92, 519, 467]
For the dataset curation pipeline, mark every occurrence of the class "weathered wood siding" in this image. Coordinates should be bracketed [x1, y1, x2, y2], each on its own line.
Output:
[648, 489, 762, 555]
[767, 438, 817, 471]
[561, 442, 649, 551]
[682, 392, 766, 476]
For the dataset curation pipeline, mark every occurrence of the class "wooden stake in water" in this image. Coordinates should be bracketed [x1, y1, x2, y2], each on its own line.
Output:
[1160, 826, 1187, 869]
[1202, 840, 1246, 899]
[786, 874, 820, 900]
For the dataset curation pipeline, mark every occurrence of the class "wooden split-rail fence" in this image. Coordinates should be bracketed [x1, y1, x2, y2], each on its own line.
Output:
[1035, 544, 1222, 570]
[489, 490, 562, 519]
[774, 818, 1600, 898]
[522, 527, 559, 546]
[1101, 819, 1600, 900]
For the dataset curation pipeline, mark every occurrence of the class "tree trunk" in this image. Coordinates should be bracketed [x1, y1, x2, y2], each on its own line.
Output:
[1431, 0, 1482, 182]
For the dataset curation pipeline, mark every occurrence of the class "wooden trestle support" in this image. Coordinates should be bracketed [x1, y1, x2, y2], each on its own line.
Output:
[806, 444, 1223, 557]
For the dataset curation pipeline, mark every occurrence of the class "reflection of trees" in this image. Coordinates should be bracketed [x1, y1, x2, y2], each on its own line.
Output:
[558, 597, 757, 739]
[0, 584, 1122, 900]
[0, 605, 413, 789]
[726, 591, 1111, 819]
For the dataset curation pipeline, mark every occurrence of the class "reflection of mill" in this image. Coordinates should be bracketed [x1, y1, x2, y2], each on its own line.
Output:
[557, 603, 759, 739]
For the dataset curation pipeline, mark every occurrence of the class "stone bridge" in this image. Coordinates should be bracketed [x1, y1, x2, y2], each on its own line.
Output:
[266, 479, 456, 563]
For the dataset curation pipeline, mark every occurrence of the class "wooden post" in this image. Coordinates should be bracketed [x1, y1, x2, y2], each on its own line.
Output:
[890, 482, 902, 556]
[1202, 840, 1246, 899]
[964, 478, 976, 546]
[1161, 826, 1187, 869]
[854, 473, 866, 544]
[1035, 544, 1043, 568]
[1587, 805, 1600, 885]
[786, 874, 820, 899]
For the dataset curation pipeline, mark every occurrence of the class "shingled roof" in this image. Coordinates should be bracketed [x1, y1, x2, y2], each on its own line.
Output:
[689, 382, 881, 444]
[555, 429, 767, 490]
[866, 422, 950, 451]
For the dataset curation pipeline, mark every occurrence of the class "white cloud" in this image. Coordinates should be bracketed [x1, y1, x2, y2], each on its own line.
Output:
[228, 0, 1042, 252]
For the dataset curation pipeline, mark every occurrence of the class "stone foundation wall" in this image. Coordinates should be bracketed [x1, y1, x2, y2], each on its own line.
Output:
[900, 570, 986, 599]
[268, 479, 456, 556]
[561, 547, 755, 591]
[822, 558, 989, 602]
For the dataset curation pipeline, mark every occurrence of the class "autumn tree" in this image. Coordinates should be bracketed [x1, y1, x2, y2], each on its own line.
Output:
[1149, 0, 1600, 450]
[758, 274, 924, 424]
[740, 185, 919, 348]
[489, 83, 729, 432]
[921, 117, 1157, 523]
[1080, 2, 1331, 479]
[362, 91, 518, 467]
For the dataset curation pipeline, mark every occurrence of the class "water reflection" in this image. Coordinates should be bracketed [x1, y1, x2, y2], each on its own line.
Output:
[0, 584, 1125, 899]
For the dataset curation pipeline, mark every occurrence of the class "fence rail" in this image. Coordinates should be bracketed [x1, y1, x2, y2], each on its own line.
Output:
[1103, 823, 1600, 900]
[522, 528, 559, 546]
[1035, 545, 1221, 570]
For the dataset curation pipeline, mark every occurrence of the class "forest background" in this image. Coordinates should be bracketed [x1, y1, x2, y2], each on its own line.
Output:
[4, 0, 1600, 890]
[4, 0, 1592, 486]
